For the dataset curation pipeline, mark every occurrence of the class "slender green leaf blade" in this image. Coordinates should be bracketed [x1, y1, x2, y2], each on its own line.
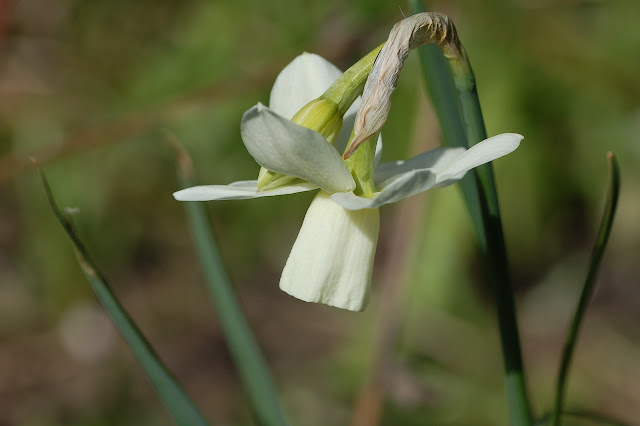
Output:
[34, 160, 211, 426]
[408, 2, 532, 424]
[551, 153, 621, 426]
[170, 139, 289, 426]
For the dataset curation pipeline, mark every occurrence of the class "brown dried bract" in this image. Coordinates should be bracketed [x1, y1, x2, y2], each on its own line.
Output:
[345, 13, 465, 159]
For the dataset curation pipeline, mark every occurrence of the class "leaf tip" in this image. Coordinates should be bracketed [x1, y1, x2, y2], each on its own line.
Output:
[29, 157, 46, 182]
[607, 151, 618, 171]
[165, 132, 195, 182]
[606, 151, 620, 190]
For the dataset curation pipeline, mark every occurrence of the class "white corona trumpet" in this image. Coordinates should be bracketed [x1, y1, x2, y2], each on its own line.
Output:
[174, 53, 522, 312]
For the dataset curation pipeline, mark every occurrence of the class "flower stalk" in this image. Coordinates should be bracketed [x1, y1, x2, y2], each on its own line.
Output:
[448, 40, 534, 426]
[407, 4, 533, 425]
[322, 43, 384, 114]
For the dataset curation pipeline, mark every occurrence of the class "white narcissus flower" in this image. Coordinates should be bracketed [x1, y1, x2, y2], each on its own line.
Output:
[173, 53, 523, 312]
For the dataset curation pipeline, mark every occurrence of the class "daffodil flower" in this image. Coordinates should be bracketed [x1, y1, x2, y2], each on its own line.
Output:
[174, 53, 522, 312]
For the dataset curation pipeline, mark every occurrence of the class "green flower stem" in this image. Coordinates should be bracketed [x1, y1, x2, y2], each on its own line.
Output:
[550, 153, 620, 426]
[450, 54, 533, 426]
[409, 2, 533, 424]
[171, 141, 290, 426]
[34, 160, 211, 426]
[322, 43, 384, 115]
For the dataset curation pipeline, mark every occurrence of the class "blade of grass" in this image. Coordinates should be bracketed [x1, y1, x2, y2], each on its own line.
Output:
[33, 159, 211, 426]
[169, 138, 289, 426]
[409, 2, 532, 424]
[550, 153, 620, 426]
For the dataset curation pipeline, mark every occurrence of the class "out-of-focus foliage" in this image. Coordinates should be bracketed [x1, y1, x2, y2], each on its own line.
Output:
[0, 0, 638, 425]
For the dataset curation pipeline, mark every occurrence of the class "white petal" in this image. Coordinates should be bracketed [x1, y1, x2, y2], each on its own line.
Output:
[280, 191, 380, 312]
[331, 133, 523, 210]
[330, 191, 379, 210]
[332, 167, 439, 209]
[373, 146, 465, 185]
[434, 133, 523, 184]
[173, 180, 317, 201]
[269, 53, 343, 120]
[241, 104, 356, 193]
[331, 146, 465, 209]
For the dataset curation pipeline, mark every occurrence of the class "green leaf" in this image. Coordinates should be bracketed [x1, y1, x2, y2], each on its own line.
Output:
[169, 138, 290, 426]
[550, 153, 621, 426]
[34, 159, 211, 426]
[408, 2, 533, 424]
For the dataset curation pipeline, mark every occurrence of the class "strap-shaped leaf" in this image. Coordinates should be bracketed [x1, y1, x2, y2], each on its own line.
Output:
[170, 140, 290, 426]
[34, 160, 211, 426]
[551, 153, 621, 426]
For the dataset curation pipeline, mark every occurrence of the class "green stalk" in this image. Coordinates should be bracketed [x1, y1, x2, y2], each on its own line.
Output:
[409, 2, 533, 424]
[170, 140, 289, 426]
[452, 55, 533, 426]
[322, 43, 384, 114]
[34, 160, 211, 426]
[550, 153, 620, 426]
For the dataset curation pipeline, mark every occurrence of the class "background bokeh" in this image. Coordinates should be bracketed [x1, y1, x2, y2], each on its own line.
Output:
[1, 0, 639, 425]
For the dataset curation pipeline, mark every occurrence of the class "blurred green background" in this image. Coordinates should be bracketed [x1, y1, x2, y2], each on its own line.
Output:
[1, 0, 639, 425]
